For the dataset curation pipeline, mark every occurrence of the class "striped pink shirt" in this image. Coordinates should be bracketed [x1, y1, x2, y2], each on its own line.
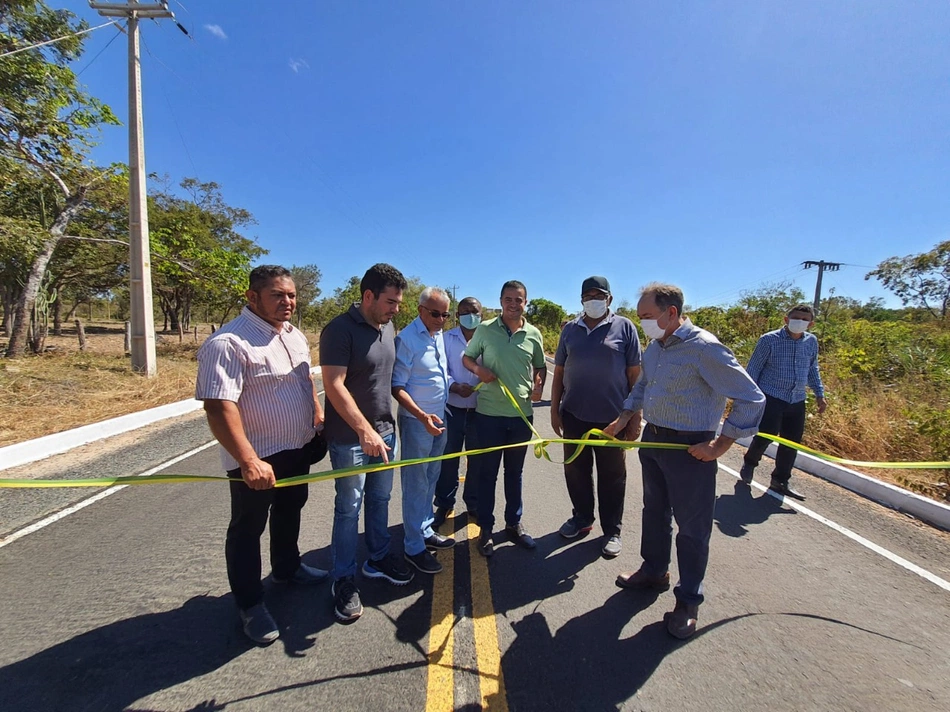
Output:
[196, 306, 316, 471]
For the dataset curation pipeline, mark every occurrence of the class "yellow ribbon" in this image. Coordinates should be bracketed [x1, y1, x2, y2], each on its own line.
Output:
[1, 380, 945, 489]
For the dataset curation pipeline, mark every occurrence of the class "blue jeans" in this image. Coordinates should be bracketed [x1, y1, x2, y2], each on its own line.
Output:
[434, 405, 480, 512]
[329, 431, 397, 580]
[473, 412, 533, 531]
[638, 424, 718, 607]
[399, 414, 448, 556]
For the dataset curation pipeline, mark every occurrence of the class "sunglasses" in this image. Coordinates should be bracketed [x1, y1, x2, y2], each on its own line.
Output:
[424, 309, 451, 319]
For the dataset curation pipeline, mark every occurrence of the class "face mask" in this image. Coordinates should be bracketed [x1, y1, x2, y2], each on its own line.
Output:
[459, 313, 481, 330]
[582, 299, 608, 319]
[787, 319, 810, 334]
[640, 318, 667, 340]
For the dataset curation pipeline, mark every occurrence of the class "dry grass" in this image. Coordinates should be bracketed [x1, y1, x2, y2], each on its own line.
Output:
[0, 322, 319, 448]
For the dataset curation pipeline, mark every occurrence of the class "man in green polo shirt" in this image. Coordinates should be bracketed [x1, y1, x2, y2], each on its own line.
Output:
[462, 280, 546, 557]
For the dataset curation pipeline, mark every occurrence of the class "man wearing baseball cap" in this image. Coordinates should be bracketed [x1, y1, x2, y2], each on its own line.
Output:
[550, 276, 642, 558]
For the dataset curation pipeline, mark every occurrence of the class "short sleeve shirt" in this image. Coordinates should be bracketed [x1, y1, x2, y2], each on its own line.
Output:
[195, 306, 316, 471]
[464, 316, 545, 418]
[320, 304, 396, 444]
[555, 312, 641, 422]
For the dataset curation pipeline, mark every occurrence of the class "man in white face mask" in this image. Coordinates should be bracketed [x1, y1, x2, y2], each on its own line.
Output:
[741, 304, 827, 500]
[604, 282, 765, 640]
[550, 276, 641, 558]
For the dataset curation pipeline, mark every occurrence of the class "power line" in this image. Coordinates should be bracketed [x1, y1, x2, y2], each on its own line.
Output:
[0, 21, 114, 59]
[76, 24, 125, 77]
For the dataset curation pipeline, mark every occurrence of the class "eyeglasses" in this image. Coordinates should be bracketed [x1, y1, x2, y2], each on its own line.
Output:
[425, 309, 451, 319]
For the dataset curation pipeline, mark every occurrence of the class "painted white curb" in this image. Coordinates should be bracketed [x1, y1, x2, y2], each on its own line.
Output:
[737, 436, 950, 533]
[0, 366, 322, 473]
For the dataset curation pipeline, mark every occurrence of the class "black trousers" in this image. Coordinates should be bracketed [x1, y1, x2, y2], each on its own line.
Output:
[744, 395, 806, 483]
[561, 409, 626, 537]
[225, 447, 310, 610]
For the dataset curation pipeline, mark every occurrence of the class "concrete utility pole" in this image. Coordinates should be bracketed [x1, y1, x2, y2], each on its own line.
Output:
[802, 260, 843, 315]
[89, 2, 175, 376]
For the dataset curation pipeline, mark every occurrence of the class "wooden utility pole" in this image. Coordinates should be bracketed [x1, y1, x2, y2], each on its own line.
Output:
[802, 260, 843, 315]
[88, 2, 176, 376]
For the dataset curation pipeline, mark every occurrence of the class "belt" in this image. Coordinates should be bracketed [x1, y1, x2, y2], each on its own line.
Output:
[646, 422, 710, 437]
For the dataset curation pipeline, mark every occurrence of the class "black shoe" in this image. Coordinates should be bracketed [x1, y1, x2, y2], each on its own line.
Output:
[739, 463, 754, 484]
[477, 532, 494, 557]
[331, 577, 363, 622]
[405, 549, 443, 574]
[559, 516, 594, 539]
[505, 523, 536, 549]
[769, 479, 806, 501]
[361, 553, 414, 585]
[432, 505, 451, 528]
[664, 601, 700, 640]
[238, 603, 279, 645]
[425, 533, 456, 551]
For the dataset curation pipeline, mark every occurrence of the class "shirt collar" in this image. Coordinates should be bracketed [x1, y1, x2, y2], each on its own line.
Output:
[411, 315, 439, 339]
[572, 311, 614, 331]
[242, 305, 290, 335]
[660, 317, 695, 347]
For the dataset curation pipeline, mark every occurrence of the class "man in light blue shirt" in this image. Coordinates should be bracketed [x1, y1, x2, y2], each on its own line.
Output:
[392, 287, 455, 575]
[741, 303, 827, 500]
[606, 282, 764, 640]
[433, 296, 484, 526]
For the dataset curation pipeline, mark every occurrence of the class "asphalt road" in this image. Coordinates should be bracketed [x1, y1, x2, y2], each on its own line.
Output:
[2, 370, 949, 712]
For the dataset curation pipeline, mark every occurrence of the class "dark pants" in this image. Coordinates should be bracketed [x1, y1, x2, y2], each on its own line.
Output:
[638, 424, 717, 607]
[434, 404, 480, 512]
[744, 395, 806, 484]
[473, 412, 533, 531]
[562, 409, 626, 537]
[225, 447, 310, 610]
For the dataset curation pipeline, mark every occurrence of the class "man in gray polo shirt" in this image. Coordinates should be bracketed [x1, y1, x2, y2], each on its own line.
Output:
[321, 263, 413, 623]
[551, 276, 641, 558]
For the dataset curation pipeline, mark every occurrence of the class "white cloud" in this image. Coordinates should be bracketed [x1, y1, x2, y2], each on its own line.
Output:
[288, 58, 310, 74]
[204, 24, 227, 40]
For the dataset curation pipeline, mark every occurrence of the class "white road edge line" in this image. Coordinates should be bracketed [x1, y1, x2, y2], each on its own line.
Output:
[720, 463, 950, 593]
[0, 441, 217, 550]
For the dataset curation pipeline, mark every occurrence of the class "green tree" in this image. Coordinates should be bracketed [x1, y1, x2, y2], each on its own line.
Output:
[290, 263, 322, 329]
[1, 1, 120, 356]
[866, 240, 950, 319]
[526, 297, 567, 332]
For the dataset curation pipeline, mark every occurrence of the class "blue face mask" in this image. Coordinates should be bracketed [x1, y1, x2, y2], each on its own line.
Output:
[459, 313, 481, 330]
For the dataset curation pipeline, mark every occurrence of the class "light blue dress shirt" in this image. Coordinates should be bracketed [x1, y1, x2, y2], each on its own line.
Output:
[444, 326, 480, 409]
[623, 319, 765, 439]
[393, 316, 449, 417]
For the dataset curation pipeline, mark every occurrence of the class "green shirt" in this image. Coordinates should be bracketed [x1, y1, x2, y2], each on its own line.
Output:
[464, 316, 545, 417]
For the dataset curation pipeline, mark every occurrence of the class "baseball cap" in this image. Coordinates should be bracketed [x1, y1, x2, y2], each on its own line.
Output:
[581, 276, 610, 294]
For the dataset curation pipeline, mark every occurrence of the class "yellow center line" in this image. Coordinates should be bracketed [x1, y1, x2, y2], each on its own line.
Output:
[468, 520, 509, 712]
[425, 513, 456, 712]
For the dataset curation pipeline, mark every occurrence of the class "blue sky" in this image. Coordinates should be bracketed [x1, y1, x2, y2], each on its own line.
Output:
[70, 1, 949, 313]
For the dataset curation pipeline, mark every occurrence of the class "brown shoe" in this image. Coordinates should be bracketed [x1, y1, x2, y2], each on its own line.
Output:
[664, 602, 699, 639]
[615, 567, 671, 591]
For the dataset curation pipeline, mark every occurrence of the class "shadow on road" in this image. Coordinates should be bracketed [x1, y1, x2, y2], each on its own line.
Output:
[714, 481, 794, 537]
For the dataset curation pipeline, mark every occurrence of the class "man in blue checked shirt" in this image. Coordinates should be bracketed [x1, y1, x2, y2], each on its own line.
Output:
[605, 282, 765, 640]
[392, 287, 456, 576]
[740, 303, 827, 501]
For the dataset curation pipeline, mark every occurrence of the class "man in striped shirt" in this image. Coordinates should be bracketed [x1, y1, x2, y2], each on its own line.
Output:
[196, 265, 326, 646]
[740, 304, 827, 500]
[605, 282, 765, 640]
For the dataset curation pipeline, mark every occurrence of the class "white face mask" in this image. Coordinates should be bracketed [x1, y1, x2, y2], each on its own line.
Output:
[787, 319, 810, 334]
[582, 299, 608, 319]
[459, 313, 481, 330]
[640, 318, 667, 340]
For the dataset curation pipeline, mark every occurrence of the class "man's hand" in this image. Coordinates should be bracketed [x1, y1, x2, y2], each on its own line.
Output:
[314, 411, 325, 430]
[453, 383, 475, 398]
[622, 413, 642, 441]
[688, 438, 732, 462]
[241, 458, 276, 490]
[420, 412, 445, 437]
[817, 396, 828, 415]
[551, 408, 563, 437]
[531, 382, 543, 402]
[475, 365, 497, 384]
[359, 429, 393, 464]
